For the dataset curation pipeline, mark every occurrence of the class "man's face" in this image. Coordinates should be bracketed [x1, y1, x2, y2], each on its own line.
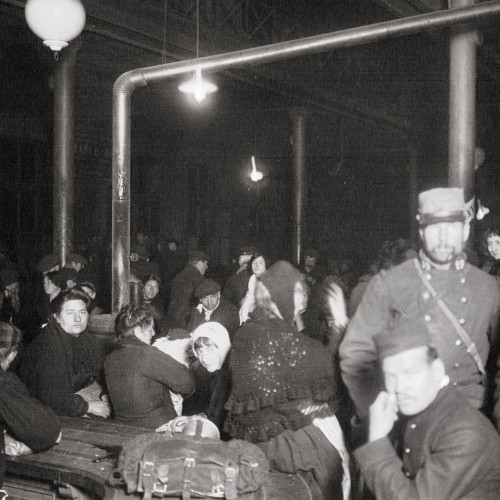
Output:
[304, 256, 317, 269]
[419, 221, 469, 265]
[200, 291, 220, 311]
[487, 234, 500, 260]
[382, 346, 442, 416]
[168, 242, 177, 252]
[143, 280, 160, 301]
[199, 260, 208, 275]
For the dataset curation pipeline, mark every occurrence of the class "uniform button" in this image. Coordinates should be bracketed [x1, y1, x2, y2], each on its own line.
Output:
[459, 318, 465, 325]
[426, 273, 432, 280]
[404, 448, 411, 454]
[422, 291, 430, 300]
[410, 423, 416, 429]
[461, 297, 467, 304]
[424, 314, 431, 322]
[453, 382, 458, 386]
[454, 362, 460, 368]
[405, 471, 411, 477]
[460, 278, 466, 284]
[455, 339, 462, 346]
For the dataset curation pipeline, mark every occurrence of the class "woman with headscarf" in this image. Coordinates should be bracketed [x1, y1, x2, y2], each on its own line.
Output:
[224, 261, 350, 500]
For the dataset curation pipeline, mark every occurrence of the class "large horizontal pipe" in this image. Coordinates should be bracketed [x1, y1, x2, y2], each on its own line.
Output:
[112, 1, 500, 311]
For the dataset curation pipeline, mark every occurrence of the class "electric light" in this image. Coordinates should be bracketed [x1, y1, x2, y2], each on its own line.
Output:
[250, 156, 263, 182]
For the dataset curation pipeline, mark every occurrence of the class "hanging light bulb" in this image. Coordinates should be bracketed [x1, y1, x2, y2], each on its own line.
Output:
[178, 0, 217, 103]
[179, 66, 218, 103]
[25, 0, 86, 53]
[476, 199, 490, 220]
[250, 156, 263, 182]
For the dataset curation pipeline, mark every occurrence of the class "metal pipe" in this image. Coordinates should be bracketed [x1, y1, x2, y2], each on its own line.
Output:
[53, 43, 79, 267]
[290, 109, 307, 267]
[112, 0, 500, 311]
[448, 0, 478, 226]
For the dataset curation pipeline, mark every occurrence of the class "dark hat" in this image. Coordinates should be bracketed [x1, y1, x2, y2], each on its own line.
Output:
[59, 267, 77, 284]
[0, 322, 23, 349]
[67, 253, 88, 266]
[188, 250, 209, 262]
[0, 268, 19, 288]
[195, 279, 221, 298]
[37, 254, 59, 273]
[374, 318, 434, 360]
[304, 247, 319, 259]
[416, 187, 466, 225]
[239, 246, 258, 257]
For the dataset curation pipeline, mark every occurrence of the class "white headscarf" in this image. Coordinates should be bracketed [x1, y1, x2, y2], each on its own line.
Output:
[191, 322, 231, 371]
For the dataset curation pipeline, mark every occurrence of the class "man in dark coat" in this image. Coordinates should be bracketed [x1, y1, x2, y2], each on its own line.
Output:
[340, 188, 500, 428]
[0, 323, 61, 487]
[187, 279, 239, 338]
[222, 246, 257, 307]
[354, 320, 500, 500]
[167, 251, 209, 329]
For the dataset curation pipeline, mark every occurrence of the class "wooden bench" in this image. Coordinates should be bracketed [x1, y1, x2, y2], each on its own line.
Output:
[5, 416, 311, 499]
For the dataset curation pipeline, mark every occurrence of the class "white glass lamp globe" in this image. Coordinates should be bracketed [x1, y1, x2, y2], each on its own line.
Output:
[25, 0, 86, 52]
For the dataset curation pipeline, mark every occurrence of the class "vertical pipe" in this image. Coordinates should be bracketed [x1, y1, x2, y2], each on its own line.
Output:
[53, 44, 79, 267]
[448, 0, 477, 227]
[290, 108, 307, 267]
[112, 89, 132, 312]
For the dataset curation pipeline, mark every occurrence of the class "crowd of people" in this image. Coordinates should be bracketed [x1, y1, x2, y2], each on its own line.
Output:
[0, 186, 500, 499]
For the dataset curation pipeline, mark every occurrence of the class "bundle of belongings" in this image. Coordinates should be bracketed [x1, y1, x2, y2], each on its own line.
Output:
[110, 416, 269, 499]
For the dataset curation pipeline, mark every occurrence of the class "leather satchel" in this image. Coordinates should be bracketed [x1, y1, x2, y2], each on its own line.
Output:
[110, 424, 268, 500]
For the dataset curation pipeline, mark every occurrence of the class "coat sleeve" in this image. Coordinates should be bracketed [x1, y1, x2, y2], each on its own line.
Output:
[488, 281, 500, 430]
[339, 272, 391, 418]
[0, 373, 61, 452]
[142, 347, 196, 396]
[354, 420, 498, 500]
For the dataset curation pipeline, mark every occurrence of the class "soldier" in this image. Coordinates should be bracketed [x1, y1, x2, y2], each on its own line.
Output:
[340, 187, 500, 429]
[355, 319, 500, 499]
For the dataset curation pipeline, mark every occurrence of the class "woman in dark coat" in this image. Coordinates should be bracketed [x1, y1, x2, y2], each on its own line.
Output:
[19, 288, 110, 418]
[104, 304, 195, 429]
[224, 261, 350, 500]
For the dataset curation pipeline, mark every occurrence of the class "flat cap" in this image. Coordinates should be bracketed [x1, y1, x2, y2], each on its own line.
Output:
[67, 253, 88, 266]
[188, 250, 209, 262]
[195, 279, 221, 298]
[416, 187, 466, 225]
[304, 247, 319, 259]
[37, 254, 59, 273]
[239, 246, 258, 257]
[0, 322, 23, 349]
[374, 318, 433, 360]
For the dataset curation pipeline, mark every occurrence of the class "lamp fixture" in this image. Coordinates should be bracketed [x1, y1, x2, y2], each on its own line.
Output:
[178, 0, 217, 103]
[476, 199, 490, 220]
[25, 0, 86, 54]
[250, 156, 263, 182]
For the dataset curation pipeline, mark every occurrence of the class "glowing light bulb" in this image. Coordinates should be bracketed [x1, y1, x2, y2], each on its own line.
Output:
[179, 67, 217, 103]
[251, 156, 263, 182]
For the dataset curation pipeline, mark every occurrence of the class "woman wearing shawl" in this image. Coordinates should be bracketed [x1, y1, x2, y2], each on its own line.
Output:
[225, 261, 350, 500]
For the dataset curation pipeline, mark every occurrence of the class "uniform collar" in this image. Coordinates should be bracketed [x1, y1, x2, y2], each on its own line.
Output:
[419, 249, 467, 272]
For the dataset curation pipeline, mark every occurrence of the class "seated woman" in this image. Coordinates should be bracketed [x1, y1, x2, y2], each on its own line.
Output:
[19, 288, 110, 418]
[140, 274, 168, 336]
[224, 261, 350, 500]
[104, 304, 195, 429]
[0, 322, 61, 486]
[183, 322, 232, 433]
[239, 252, 270, 324]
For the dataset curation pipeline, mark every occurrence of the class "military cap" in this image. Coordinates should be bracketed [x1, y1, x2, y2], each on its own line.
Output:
[195, 279, 221, 298]
[67, 253, 88, 266]
[239, 246, 258, 257]
[188, 250, 209, 263]
[0, 322, 23, 349]
[37, 254, 59, 273]
[416, 187, 466, 225]
[374, 318, 434, 360]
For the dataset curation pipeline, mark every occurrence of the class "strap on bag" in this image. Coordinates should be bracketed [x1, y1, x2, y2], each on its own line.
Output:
[414, 259, 487, 384]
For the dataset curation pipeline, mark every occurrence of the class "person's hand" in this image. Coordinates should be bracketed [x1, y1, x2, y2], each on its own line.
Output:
[368, 391, 398, 442]
[87, 400, 111, 418]
[323, 282, 348, 330]
[4, 433, 33, 456]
